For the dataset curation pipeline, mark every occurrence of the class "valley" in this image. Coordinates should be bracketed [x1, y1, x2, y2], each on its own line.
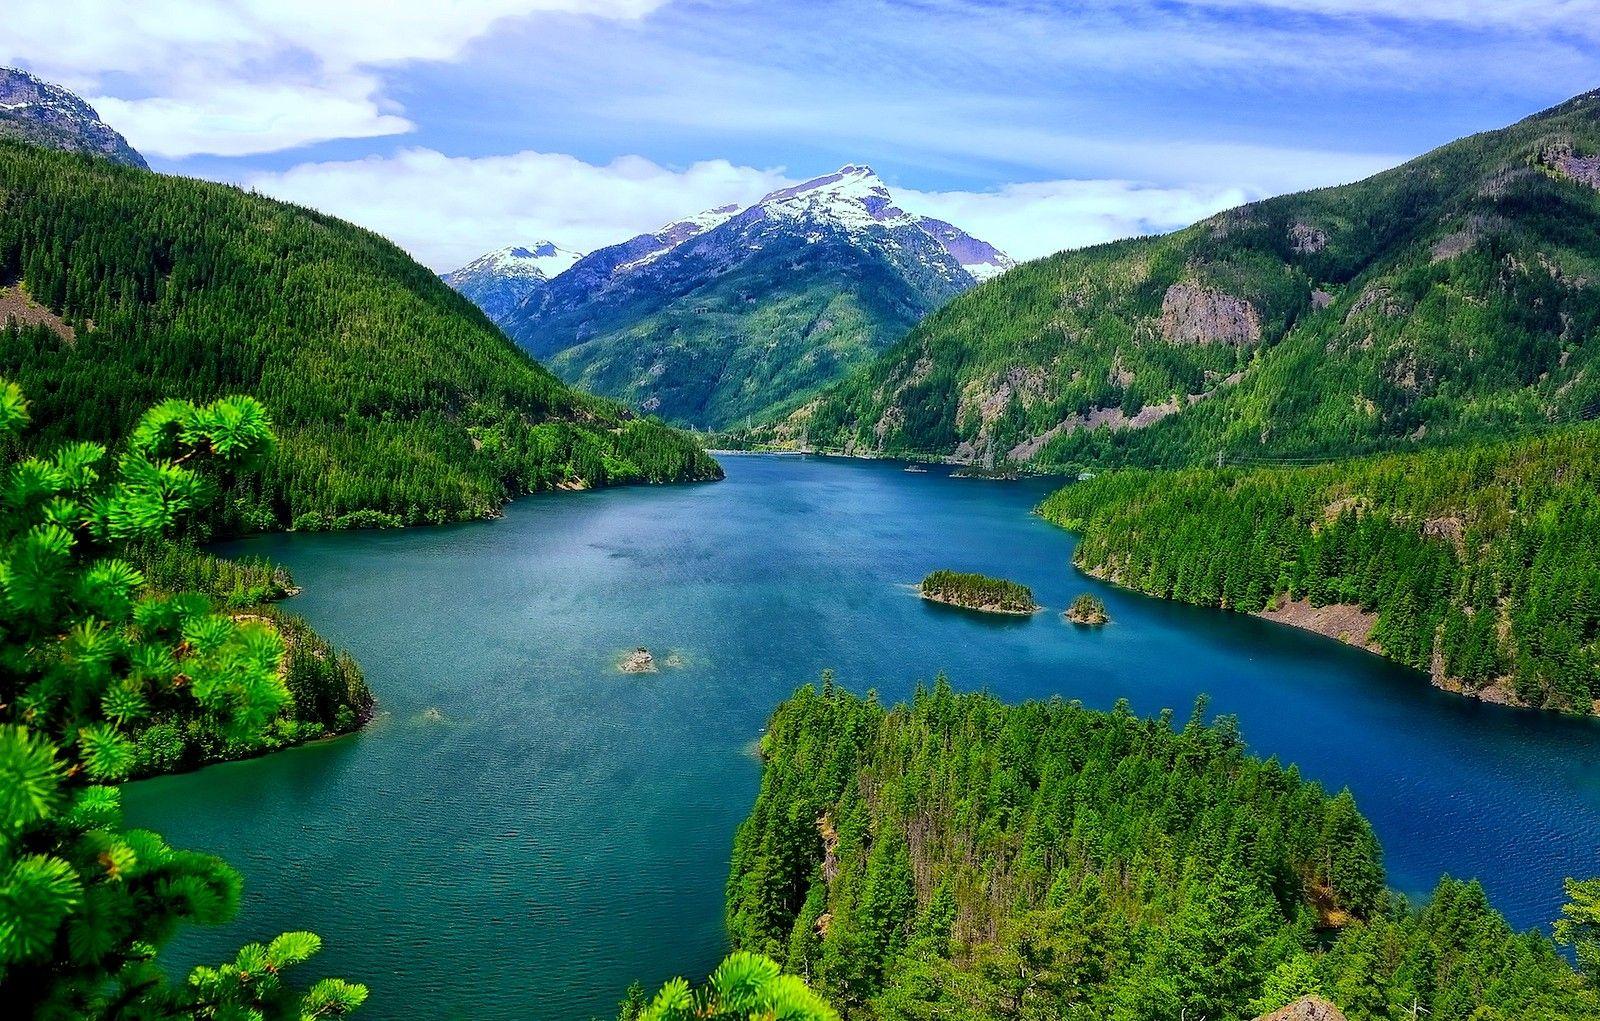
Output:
[4, 40, 1600, 1021]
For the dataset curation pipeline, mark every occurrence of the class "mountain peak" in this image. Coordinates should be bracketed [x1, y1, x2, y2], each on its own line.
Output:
[754, 163, 915, 234]
[508, 241, 566, 260]
[462, 242, 582, 280]
[442, 242, 584, 320]
[0, 67, 147, 169]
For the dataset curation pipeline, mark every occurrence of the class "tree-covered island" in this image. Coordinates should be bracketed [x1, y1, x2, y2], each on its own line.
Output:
[1065, 592, 1110, 625]
[919, 570, 1040, 614]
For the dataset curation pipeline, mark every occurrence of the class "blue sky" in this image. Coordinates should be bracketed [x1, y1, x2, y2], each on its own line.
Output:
[7, 1, 1600, 269]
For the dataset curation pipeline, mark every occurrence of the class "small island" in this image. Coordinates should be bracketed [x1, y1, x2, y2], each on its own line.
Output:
[620, 647, 658, 673]
[920, 570, 1040, 615]
[1064, 593, 1109, 626]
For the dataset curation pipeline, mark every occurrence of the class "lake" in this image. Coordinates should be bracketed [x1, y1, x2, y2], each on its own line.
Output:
[124, 453, 1600, 1019]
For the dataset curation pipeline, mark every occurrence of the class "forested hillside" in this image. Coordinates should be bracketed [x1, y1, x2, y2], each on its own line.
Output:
[727, 680, 1600, 1020]
[779, 89, 1600, 468]
[0, 140, 721, 533]
[1041, 425, 1600, 714]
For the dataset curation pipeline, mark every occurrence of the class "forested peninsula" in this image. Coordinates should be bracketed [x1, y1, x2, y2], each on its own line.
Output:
[726, 678, 1600, 1021]
[1039, 426, 1600, 714]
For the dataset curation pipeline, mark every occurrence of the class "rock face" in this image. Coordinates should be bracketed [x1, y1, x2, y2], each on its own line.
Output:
[915, 216, 1016, 281]
[472, 164, 1011, 428]
[1158, 282, 1262, 346]
[1254, 996, 1348, 1021]
[1540, 139, 1600, 189]
[0, 67, 146, 168]
[1289, 221, 1328, 254]
[1255, 598, 1380, 655]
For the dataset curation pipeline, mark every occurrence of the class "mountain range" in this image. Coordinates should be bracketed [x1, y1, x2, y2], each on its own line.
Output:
[0, 66, 146, 168]
[448, 164, 1012, 429]
[779, 89, 1600, 468]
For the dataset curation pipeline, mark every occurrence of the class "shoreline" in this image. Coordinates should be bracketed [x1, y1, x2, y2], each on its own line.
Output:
[919, 589, 1042, 616]
[1075, 562, 1597, 718]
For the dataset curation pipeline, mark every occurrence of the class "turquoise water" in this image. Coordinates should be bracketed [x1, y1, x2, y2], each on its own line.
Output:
[125, 454, 1600, 1019]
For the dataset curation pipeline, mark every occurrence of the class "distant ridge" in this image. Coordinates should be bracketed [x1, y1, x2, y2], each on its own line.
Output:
[442, 242, 584, 321]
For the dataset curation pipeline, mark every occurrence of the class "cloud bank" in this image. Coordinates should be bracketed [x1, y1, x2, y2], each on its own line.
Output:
[243, 148, 1321, 272]
[1, 1, 666, 156]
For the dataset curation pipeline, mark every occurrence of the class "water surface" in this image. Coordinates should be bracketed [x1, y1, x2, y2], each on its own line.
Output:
[126, 454, 1600, 1019]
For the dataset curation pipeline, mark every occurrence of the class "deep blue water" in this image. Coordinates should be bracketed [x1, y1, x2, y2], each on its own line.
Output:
[125, 454, 1600, 1019]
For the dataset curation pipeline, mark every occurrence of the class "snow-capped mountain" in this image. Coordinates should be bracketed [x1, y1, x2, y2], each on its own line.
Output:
[441, 242, 582, 321]
[0, 67, 147, 169]
[471, 165, 1010, 428]
[749, 165, 1013, 280]
[916, 216, 1014, 281]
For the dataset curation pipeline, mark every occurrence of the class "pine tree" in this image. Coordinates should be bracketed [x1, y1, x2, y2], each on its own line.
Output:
[1556, 877, 1600, 984]
[634, 952, 835, 1021]
[0, 379, 365, 1017]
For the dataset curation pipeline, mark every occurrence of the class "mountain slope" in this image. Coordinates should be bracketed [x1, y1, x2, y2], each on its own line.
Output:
[0, 138, 720, 532]
[488, 166, 1012, 428]
[0, 67, 147, 168]
[786, 90, 1600, 466]
[441, 242, 581, 321]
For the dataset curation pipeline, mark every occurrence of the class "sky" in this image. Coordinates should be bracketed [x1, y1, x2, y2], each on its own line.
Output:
[6, 0, 1600, 272]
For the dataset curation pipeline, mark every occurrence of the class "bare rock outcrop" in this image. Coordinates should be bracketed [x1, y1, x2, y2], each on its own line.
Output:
[1158, 282, 1261, 346]
[620, 648, 657, 673]
[1289, 221, 1328, 254]
[1255, 997, 1348, 1021]
[1540, 139, 1600, 189]
[0, 283, 75, 344]
[1255, 599, 1380, 655]
[1346, 286, 1404, 322]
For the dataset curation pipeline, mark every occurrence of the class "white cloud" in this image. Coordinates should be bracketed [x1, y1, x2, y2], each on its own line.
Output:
[1, 0, 668, 156]
[898, 180, 1256, 262]
[242, 148, 789, 271]
[93, 78, 413, 158]
[1184, 0, 1600, 37]
[238, 140, 1397, 272]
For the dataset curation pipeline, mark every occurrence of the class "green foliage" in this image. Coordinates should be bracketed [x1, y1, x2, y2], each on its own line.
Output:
[728, 679, 1599, 1020]
[622, 951, 837, 1021]
[0, 379, 362, 1017]
[1040, 425, 1600, 712]
[919, 570, 1038, 613]
[1556, 877, 1600, 984]
[516, 225, 970, 430]
[119, 541, 373, 773]
[781, 91, 1600, 469]
[1065, 593, 1108, 625]
[0, 139, 720, 534]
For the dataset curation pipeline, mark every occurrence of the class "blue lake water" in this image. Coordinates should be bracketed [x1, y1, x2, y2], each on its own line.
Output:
[125, 453, 1600, 1019]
